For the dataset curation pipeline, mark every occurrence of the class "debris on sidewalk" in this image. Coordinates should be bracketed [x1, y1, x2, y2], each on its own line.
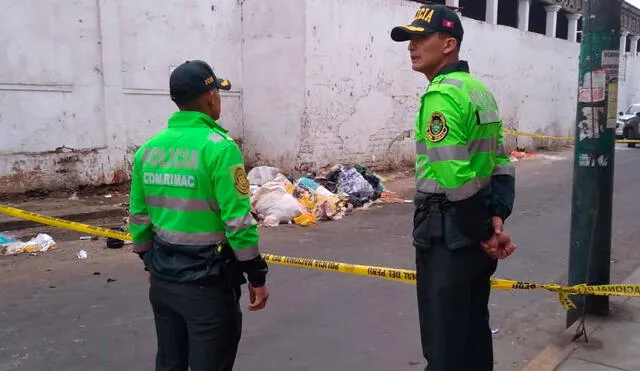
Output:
[0, 232, 16, 245]
[106, 227, 126, 249]
[509, 151, 566, 162]
[0, 233, 58, 255]
[77, 250, 88, 260]
[373, 191, 412, 204]
[246, 163, 403, 227]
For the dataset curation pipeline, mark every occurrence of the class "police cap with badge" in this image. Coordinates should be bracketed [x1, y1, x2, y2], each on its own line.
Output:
[390, 3, 464, 42]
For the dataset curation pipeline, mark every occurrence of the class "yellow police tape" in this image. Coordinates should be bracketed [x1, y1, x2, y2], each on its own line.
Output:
[502, 129, 574, 141]
[2, 204, 640, 311]
[260, 254, 640, 311]
[503, 128, 640, 144]
[0, 205, 131, 241]
[409, 96, 640, 143]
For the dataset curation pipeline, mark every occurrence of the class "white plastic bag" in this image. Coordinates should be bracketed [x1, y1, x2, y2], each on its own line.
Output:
[247, 166, 281, 186]
[251, 174, 303, 224]
[2, 233, 57, 255]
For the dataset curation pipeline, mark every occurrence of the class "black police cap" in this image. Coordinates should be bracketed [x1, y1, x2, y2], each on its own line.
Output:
[169, 60, 231, 105]
[391, 4, 464, 42]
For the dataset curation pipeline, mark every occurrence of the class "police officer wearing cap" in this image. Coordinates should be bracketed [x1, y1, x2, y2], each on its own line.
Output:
[129, 60, 269, 371]
[390, 5, 517, 371]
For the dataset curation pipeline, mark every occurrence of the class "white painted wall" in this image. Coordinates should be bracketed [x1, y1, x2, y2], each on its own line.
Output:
[241, 0, 307, 171]
[0, 0, 635, 193]
[0, 0, 105, 193]
[619, 55, 640, 110]
[298, 0, 422, 170]
[459, 18, 580, 151]
[289, 0, 580, 171]
[0, 0, 243, 194]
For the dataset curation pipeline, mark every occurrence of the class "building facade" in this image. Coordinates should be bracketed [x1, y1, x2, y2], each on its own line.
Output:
[0, 0, 639, 193]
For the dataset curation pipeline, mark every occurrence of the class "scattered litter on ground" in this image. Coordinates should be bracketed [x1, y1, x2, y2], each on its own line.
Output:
[540, 155, 565, 161]
[68, 192, 79, 200]
[492, 328, 500, 335]
[373, 191, 411, 204]
[0, 233, 57, 255]
[510, 151, 566, 162]
[77, 250, 88, 260]
[107, 278, 117, 283]
[244, 163, 402, 228]
[106, 227, 126, 249]
[104, 194, 113, 199]
[0, 232, 16, 245]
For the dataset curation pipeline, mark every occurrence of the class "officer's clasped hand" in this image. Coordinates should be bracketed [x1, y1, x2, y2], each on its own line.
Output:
[481, 216, 517, 260]
[248, 284, 269, 311]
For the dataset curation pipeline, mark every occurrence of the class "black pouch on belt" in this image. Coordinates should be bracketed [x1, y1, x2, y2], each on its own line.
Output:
[209, 241, 247, 289]
[440, 187, 494, 250]
[412, 192, 445, 250]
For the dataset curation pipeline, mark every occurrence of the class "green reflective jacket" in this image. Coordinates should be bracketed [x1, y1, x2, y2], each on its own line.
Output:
[129, 111, 260, 276]
[415, 61, 515, 241]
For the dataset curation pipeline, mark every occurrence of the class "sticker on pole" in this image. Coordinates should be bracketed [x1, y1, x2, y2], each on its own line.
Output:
[582, 70, 607, 90]
[578, 88, 605, 103]
[579, 70, 606, 103]
[601, 50, 620, 79]
[606, 81, 619, 129]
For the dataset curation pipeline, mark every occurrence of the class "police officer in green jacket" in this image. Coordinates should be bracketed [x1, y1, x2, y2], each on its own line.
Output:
[391, 5, 516, 371]
[129, 60, 269, 371]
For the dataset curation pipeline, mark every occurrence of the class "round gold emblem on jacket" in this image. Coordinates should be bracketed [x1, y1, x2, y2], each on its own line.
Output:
[234, 167, 250, 195]
[427, 112, 448, 142]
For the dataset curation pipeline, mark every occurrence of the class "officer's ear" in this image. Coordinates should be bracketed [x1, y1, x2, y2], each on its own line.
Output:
[209, 89, 222, 120]
[442, 36, 459, 55]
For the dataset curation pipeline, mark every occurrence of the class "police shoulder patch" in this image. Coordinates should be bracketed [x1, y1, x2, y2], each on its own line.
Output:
[232, 166, 250, 196]
[426, 112, 448, 142]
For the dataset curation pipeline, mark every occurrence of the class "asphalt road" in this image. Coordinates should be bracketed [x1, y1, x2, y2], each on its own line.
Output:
[2, 145, 640, 371]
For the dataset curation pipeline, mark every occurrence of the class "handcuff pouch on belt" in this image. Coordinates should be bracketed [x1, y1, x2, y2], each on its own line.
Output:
[206, 241, 247, 288]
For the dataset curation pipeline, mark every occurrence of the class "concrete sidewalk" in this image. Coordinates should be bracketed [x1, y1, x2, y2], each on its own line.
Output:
[524, 266, 640, 371]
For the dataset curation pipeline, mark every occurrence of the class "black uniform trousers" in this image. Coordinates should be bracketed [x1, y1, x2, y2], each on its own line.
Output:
[413, 196, 498, 371]
[149, 277, 242, 371]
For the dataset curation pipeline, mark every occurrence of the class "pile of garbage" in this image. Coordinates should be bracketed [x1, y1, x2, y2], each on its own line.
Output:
[0, 232, 57, 255]
[248, 164, 404, 227]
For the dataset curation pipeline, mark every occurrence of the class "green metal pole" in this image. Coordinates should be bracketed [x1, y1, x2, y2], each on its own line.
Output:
[567, 0, 622, 328]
